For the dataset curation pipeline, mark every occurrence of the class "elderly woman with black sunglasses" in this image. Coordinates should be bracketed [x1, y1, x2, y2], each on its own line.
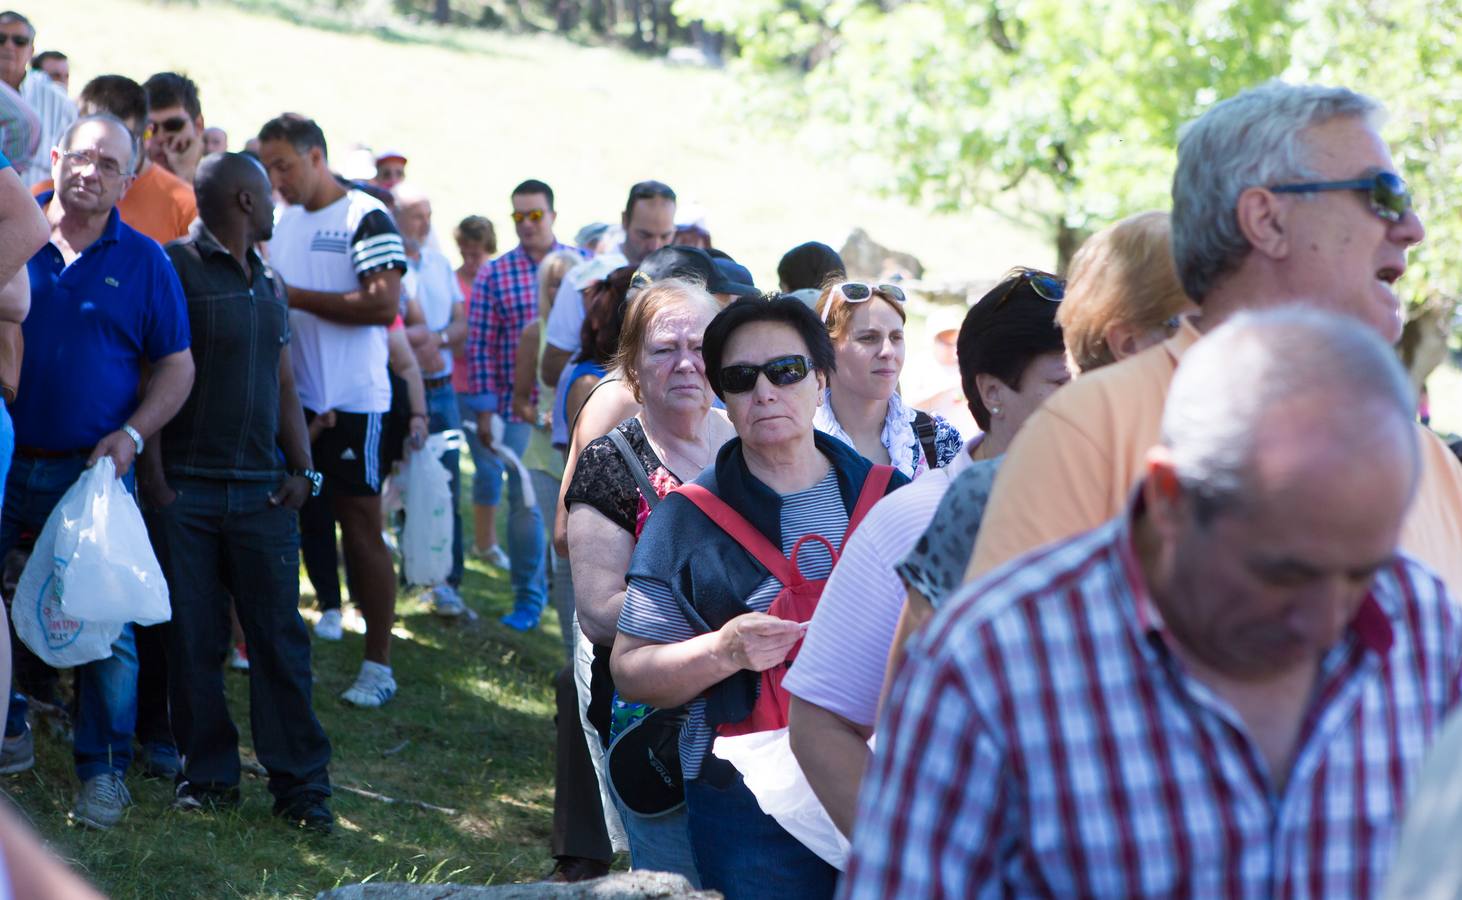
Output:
[814, 281, 962, 478]
[610, 296, 907, 900]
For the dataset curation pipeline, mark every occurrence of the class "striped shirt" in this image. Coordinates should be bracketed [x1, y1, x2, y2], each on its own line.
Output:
[0, 77, 38, 169]
[18, 70, 75, 187]
[841, 501, 1462, 900]
[619, 469, 848, 780]
[784, 447, 974, 728]
[465, 241, 581, 419]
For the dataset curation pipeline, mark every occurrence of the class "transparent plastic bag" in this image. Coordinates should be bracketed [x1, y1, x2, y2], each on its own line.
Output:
[401, 431, 459, 586]
[713, 727, 855, 869]
[51, 458, 170, 626]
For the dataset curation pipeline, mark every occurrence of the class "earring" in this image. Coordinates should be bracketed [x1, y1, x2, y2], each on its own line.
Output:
[991, 406, 1002, 417]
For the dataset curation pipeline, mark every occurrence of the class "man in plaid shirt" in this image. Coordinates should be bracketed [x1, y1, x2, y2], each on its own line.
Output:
[465, 179, 581, 630]
[842, 308, 1462, 899]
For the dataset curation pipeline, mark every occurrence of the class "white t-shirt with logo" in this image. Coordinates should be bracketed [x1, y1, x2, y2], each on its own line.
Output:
[403, 245, 463, 376]
[268, 190, 406, 414]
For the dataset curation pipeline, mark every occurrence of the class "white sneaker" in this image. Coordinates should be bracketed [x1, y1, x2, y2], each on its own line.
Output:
[341, 662, 397, 708]
[314, 609, 344, 641]
[475, 544, 510, 571]
[431, 585, 466, 618]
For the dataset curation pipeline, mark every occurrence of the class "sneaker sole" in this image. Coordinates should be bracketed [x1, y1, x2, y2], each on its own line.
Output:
[0, 758, 34, 775]
[69, 810, 122, 830]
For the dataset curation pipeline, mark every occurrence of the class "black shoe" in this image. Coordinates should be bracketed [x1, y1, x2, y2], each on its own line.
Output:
[172, 781, 241, 813]
[272, 794, 334, 834]
[546, 856, 610, 883]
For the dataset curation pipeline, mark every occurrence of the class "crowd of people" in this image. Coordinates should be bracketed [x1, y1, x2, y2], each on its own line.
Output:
[1, 7, 1462, 899]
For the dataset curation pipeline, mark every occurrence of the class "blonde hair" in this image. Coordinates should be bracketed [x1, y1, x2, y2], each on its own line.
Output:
[815, 278, 906, 341]
[536, 250, 581, 322]
[613, 279, 719, 403]
[1058, 211, 1192, 373]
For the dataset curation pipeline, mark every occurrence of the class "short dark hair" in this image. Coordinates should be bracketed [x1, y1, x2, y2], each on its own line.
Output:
[258, 113, 328, 160]
[703, 295, 837, 400]
[31, 50, 64, 69]
[623, 180, 676, 217]
[0, 11, 32, 34]
[957, 270, 1067, 430]
[78, 75, 148, 131]
[512, 179, 554, 211]
[778, 241, 845, 292]
[143, 72, 201, 121]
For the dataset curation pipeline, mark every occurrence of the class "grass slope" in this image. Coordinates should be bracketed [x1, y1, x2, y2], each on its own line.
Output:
[37, 0, 1047, 288]
[6, 478, 567, 898]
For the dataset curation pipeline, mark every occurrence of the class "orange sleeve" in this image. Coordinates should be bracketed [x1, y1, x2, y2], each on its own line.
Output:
[966, 403, 1122, 583]
[1401, 427, 1462, 599]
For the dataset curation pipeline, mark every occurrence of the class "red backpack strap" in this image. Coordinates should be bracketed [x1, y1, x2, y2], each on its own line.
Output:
[846, 464, 895, 538]
[676, 484, 794, 583]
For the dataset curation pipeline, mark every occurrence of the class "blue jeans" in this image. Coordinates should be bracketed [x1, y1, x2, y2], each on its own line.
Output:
[458, 393, 503, 508]
[426, 383, 465, 587]
[497, 420, 547, 616]
[612, 790, 702, 887]
[148, 477, 331, 801]
[685, 766, 838, 900]
[3, 455, 140, 781]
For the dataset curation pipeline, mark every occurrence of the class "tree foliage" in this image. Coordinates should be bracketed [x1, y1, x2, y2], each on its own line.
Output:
[677, 0, 1462, 341]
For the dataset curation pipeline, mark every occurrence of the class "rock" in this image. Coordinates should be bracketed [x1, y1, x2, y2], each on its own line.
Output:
[838, 228, 925, 282]
[315, 871, 722, 900]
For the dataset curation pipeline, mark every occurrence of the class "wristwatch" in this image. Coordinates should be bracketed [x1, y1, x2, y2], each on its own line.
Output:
[291, 468, 323, 497]
[122, 424, 144, 455]
[438, 329, 450, 347]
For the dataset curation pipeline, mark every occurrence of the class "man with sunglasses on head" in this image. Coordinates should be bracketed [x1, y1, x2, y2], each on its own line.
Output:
[0, 11, 75, 187]
[465, 179, 583, 631]
[142, 72, 205, 190]
[2, 114, 194, 828]
[967, 81, 1462, 598]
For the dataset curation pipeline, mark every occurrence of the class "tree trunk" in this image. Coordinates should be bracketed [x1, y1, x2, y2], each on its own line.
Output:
[1054, 220, 1088, 276]
[432, 0, 449, 25]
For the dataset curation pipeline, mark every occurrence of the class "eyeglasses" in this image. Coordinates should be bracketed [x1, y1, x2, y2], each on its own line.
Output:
[989, 268, 1065, 310]
[511, 209, 548, 224]
[62, 149, 126, 180]
[823, 282, 906, 323]
[0, 34, 31, 47]
[153, 115, 190, 134]
[719, 354, 813, 394]
[1267, 171, 1412, 223]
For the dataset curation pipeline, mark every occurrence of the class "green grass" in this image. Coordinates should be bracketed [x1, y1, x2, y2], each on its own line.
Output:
[3, 460, 569, 898]
[38, 0, 1048, 292]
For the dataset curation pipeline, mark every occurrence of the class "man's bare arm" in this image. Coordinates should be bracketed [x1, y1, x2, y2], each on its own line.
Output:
[286, 267, 400, 326]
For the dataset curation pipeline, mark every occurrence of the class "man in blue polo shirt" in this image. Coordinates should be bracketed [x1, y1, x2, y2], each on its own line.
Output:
[0, 114, 194, 830]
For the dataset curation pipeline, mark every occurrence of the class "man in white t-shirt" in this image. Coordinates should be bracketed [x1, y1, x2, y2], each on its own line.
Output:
[538, 180, 676, 389]
[393, 182, 468, 616]
[258, 113, 409, 709]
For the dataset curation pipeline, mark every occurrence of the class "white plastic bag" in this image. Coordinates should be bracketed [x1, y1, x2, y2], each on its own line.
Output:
[51, 458, 171, 626]
[713, 727, 854, 869]
[401, 431, 457, 586]
[12, 492, 124, 668]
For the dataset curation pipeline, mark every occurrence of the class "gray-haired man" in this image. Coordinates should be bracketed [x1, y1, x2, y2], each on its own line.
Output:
[966, 80, 1462, 594]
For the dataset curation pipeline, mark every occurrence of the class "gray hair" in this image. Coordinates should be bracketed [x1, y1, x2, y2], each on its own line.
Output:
[1171, 81, 1382, 302]
[59, 113, 140, 175]
[1161, 306, 1417, 518]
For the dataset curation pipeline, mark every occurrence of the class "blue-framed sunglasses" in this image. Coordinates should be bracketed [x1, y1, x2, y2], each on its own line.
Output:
[991, 268, 1065, 310]
[1267, 171, 1412, 223]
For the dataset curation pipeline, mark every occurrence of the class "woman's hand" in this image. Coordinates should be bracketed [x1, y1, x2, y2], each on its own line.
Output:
[716, 613, 805, 672]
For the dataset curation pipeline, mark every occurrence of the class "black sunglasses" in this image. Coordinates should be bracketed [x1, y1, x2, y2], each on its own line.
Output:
[0, 34, 30, 47]
[1268, 171, 1412, 223]
[719, 354, 812, 394]
[154, 115, 189, 134]
[990, 267, 1065, 310]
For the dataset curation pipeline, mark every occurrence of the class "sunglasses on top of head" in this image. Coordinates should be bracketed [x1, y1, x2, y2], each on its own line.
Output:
[1267, 171, 1412, 223]
[511, 209, 548, 224]
[823, 282, 906, 322]
[989, 268, 1065, 310]
[719, 355, 814, 394]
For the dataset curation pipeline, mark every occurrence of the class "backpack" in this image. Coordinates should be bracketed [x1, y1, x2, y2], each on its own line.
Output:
[675, 464, 894, 737]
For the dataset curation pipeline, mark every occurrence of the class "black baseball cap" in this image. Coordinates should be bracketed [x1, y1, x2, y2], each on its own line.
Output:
[634, 245, 759, 298]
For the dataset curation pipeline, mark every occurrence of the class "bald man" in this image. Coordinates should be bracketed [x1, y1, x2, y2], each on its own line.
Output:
[140, 152, 334, 833]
